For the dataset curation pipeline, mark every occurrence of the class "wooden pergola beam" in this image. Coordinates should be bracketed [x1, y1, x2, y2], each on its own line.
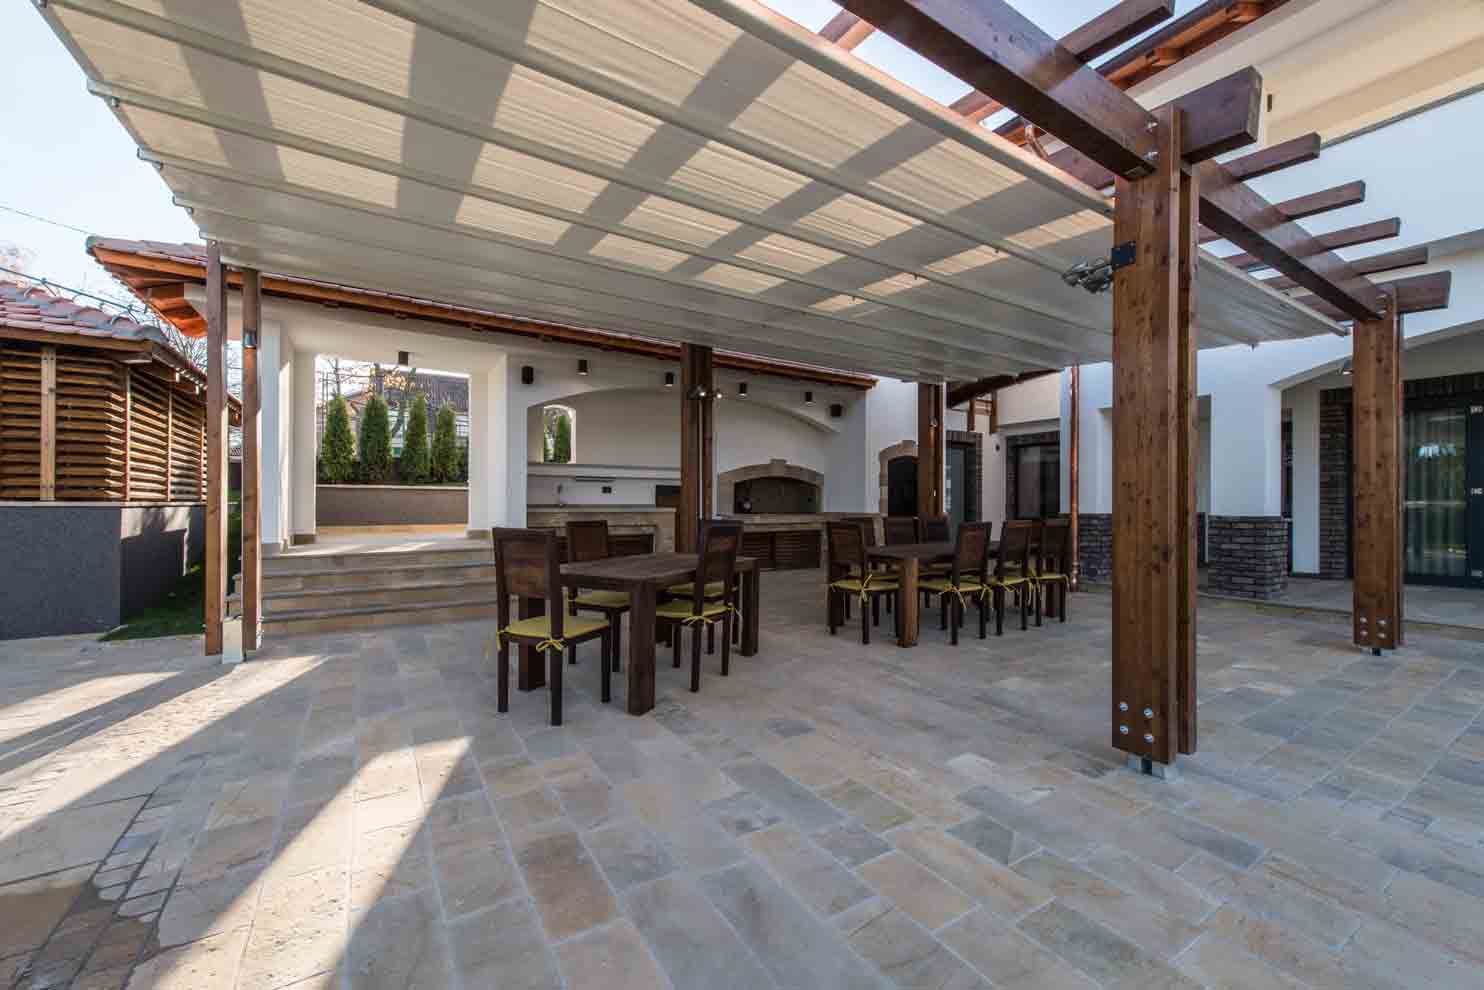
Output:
[1054, 129, 1319, 197]
[1265, 245, 1429, 292]
[946, 368, 1058, 409]
[949, 0, 1174, 123]
[819, 10, 876, 50]
[1220, 217, 1401, 271]
[1199, 180, 1366, 243]
[1198, 162, 1386, 320]
[838, 0, 1164, 179]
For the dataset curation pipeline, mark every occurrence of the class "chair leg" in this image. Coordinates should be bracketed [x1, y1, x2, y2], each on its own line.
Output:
[1061, 583, 1069, 622]
[995, 588, 1004, 636]
[708, 621, 715, 656]
[828, 588, 837, 635]
[613, 612, 623, 672]
[600, 630, 612, 705]
[940, 596, 947, 631]
[568, 642, 577, 665]
[845, 595, 852, 621]
[978, 596, 987, 640]
[721, 615, 731, 676]
[1034, 584, 1043, 627]
[872, 594, 880, 628]
[950, 597, 960, 646]
[1020, 588, 1029, 631]
[548, 647, 562, 726]
[690, 622, 702, 693]
[673, 621, 682, 668]
[497, 639, 510, 713]
[861, 595, 871, 645]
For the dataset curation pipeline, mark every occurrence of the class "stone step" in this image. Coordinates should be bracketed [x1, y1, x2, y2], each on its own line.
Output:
[264, 578, 499, 614]
[263, 597, 500, 637]
[264, 560, 498, 593]
[264, 544, 490, 575]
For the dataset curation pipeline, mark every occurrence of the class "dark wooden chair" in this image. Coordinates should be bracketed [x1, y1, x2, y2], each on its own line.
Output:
[1034, 518, 1073, 624]
[657, 520, 742, 692]
[984, 519, 1035, 635]
[840, 514, 887, 621]
[667, 519, 739, 651]
[883, 516, 920, 546]
[826, 520, 899, 644]
[492, 528, 612, 726]
[922, 515, 951, 542]
[921, 521, 991, 644]
[565, 520, 629, 672]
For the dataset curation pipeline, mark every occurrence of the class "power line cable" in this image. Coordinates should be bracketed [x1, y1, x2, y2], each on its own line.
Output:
[0, 202, 95, 237]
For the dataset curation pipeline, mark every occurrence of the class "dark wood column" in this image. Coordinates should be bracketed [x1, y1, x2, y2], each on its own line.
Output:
[1110, 104, 1194, 769]
[678, 344, 714, 554]
[204, 242, 228, 657]
[1352, 293, 1403, 653]
[241, 268, 262, 653]
[916, 383, 944, 518]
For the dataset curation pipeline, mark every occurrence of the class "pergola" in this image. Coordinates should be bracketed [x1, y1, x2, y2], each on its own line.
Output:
[41, 0, 1451, 771]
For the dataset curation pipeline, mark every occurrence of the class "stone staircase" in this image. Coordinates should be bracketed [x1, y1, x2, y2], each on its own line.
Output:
[260, 542, 499, 636]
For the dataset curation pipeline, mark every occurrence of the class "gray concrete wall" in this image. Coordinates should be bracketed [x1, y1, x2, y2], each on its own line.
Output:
[0, 502, 204, 640]
[316, 485, 468, 526]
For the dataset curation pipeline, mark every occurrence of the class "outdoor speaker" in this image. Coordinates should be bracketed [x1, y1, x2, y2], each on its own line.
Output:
[521, 365, 535, 385]
[830, 403, 844, 418]
[397, 350, 410, 366]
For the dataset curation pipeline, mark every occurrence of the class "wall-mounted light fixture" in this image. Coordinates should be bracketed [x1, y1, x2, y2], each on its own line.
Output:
[686, 384, 709, 400]
[521, 365, 535, 385]
[577, 359, 589, 376]
[664, 372, 675, 388]
[738, 382, 749, 398]
[397, 350, 410, 366]
[1340, 358, 1354, 377]
[829, 403, 843, 418]
[804, 391, 814, 405]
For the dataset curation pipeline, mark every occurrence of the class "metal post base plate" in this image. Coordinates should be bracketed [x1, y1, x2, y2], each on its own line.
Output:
[1126, 754, 1179, 781]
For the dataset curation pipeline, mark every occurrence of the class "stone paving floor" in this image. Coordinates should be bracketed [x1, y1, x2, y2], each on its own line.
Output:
[2, 570, 1483, 989]
[1197, 571, 1484, 633]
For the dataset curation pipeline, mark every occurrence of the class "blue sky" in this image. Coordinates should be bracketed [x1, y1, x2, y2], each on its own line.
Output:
[0, 0, 1196, 296]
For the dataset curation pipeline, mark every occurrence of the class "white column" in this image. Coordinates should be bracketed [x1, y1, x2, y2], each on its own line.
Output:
[291, 349, 318, 543]
[1288, 386, 1321, 572]
[258, 319, 284, 552]
[1209, 384, 1283, 516]
[468, 355, 516, 534]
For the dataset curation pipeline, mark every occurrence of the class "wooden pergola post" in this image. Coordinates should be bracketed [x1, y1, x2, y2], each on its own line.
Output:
[241, 268, 262, 653]
[1110, 104, 1195, 771]
[916, 383, 944, 518]
[204, 242, 228, 657]
[678, 344, 714, 554]
[1069, 365, 1080, 591]
[1352, 292, 1403, 654]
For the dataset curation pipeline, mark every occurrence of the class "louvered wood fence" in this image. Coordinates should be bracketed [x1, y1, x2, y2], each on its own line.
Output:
[0, 340, 207, 501]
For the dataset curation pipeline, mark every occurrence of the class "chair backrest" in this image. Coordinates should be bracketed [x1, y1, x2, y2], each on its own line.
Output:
[883, 516, 920, 546]
[694, 520, 743, 615]
[951, 521, 992, 584]
[565, 519, 610, 563]
[1040, 518, 1072, 575]
[826, 520, 868, 579]
[843, 515, 879, 547]
[994, 519, 1035, 580]
[492, 528, 562, 636]
[922, 515, 951, 542]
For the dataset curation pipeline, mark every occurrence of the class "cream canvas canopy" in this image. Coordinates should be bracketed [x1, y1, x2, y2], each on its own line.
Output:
[41, 0, 1340, 381]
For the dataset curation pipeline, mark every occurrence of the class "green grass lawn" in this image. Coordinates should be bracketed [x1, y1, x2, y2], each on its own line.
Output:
[102, 496, 243, 642]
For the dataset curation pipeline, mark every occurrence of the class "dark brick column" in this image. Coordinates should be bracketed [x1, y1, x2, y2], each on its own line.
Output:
[1318, 389, 1351, 579]
[1077, 513, 1113, 583]
[1207, 516, 1289, 598]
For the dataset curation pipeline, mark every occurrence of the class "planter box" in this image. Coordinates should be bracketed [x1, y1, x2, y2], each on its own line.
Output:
[316, 484, 468, 527]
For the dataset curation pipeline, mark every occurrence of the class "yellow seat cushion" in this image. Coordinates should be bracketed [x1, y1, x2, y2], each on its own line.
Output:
[573, 590, 631, 609]
[830, 577, 899, 594]
[655, 599, 732, 621]
[502, 614, 608, 642]
[919, 578, 985, 595]
[986, 575, 1030, 588]
[667, 581, 726, 598]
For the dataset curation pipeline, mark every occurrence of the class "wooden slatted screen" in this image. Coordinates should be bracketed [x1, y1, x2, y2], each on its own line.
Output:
[129, 370, 173, 501]
[0, 343, 42, 499]
[171, 393, 207, 500]
[54, 350, 127, 499]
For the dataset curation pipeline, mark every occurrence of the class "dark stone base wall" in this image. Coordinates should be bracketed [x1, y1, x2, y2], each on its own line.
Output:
[1078, 513, 1113, 583]
[1207, 515, 1290, 599]
[317, 484, 469, 526]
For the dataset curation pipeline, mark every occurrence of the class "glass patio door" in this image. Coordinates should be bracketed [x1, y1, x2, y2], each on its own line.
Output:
[1403, 404, 1476, 584]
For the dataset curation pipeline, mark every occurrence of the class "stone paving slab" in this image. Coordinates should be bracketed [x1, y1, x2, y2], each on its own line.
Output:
[1, 571, 1482, 988]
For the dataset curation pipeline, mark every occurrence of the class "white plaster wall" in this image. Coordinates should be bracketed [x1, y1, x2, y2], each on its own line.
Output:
[290, 349, 317, 539]
[255, 317, 287, 550]
[528, 389, 678, 468]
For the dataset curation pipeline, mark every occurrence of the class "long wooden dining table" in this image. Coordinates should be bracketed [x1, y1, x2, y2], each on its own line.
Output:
[866, 542, 952, 648]
[555, 553, 760, 715]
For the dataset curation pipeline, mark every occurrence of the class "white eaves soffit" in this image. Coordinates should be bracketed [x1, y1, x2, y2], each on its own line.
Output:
[42, 0, 1342, 381]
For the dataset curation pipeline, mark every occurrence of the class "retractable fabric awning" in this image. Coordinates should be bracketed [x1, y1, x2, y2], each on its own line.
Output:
[40, 0, 1342, 381]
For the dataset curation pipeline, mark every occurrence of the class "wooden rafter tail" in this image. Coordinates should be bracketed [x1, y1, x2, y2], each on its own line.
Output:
[946, 369, 1058, 409]
[818, 10, 875, 50]
[1264, 245, 1429, 292]
[1293, 271, 1452, 322]
[1198, 180, 1366, 244]
[1057, 126, 1320, 195]
[1221, 218, 1401, 271]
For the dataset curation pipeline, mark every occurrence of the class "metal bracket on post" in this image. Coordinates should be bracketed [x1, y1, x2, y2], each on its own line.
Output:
[1110, 241, 1137, 272]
